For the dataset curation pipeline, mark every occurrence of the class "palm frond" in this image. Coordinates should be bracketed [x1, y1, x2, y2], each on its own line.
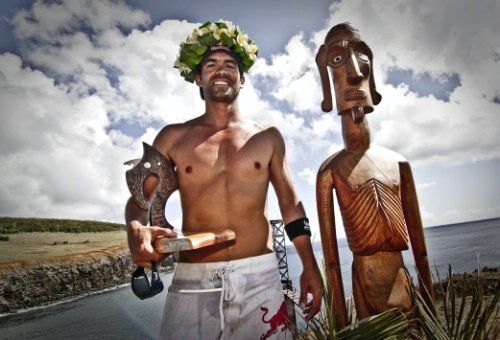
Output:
[294, 267, 409, 340]
[413, 265, 500, 340]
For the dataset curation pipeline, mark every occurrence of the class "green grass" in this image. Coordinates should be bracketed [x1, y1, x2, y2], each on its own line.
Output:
[0, 217, 125, 234]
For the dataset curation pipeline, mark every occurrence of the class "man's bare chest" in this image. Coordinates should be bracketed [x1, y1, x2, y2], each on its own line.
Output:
[171, 131, 272, 182]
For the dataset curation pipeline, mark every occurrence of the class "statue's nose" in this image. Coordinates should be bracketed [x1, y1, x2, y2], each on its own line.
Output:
[346, 50, 363, 85]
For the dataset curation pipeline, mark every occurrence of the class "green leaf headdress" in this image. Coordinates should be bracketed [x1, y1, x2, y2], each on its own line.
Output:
[174, 20, 259, 83]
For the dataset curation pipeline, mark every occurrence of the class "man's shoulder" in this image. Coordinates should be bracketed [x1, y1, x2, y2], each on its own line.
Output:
[247, 123, 285, 148]
[153, 119, 199, 154]
[157, 118, 202, 139]
[245, 121, 282, 138]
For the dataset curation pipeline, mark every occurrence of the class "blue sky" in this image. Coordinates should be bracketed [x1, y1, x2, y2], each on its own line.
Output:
[0, 0, 498, 239]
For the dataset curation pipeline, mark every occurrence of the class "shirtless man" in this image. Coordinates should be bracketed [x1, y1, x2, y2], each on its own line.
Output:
[125, 21, 322, 339]
[315, 23, 434, 327]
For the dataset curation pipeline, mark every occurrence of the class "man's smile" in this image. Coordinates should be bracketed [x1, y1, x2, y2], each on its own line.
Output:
[213, 80, 229, 85]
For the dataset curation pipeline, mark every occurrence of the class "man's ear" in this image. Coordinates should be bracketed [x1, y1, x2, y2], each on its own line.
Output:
[240, 75, 245, 88]
[194, 73, 201, 86]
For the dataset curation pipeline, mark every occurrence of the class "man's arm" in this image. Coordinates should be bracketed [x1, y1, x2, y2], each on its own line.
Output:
[268, 127, 323, 321]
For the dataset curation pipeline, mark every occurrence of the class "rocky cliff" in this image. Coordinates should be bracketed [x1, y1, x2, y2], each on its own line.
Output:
[0, 245, 134, 314]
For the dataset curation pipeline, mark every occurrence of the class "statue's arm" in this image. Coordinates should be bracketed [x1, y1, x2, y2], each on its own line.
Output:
[399, 161, 435, 304]
[316, 167, 348, 328]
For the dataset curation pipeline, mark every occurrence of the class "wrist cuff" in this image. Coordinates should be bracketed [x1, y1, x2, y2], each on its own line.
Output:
[284, 217, 311, 240]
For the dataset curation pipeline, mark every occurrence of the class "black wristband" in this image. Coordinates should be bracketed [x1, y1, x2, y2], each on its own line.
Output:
[284, 217, 311, 240]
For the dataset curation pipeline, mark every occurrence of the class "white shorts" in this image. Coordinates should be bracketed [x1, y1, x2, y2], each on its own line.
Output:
[158, 253, 291, 340]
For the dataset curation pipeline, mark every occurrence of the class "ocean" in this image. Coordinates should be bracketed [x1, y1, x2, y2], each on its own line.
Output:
[286, 217, 500, 294]
[1, 218, 498, 339]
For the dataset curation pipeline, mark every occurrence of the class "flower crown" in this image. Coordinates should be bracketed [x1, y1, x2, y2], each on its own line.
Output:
[174, 20, 259, 83]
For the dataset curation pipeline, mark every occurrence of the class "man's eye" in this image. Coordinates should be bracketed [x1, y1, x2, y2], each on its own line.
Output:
[356, 52, 369, 62]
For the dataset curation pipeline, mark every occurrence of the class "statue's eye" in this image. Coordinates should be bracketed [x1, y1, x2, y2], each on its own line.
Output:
[356, 52, 369, 62]
[332, 55, 342, 64]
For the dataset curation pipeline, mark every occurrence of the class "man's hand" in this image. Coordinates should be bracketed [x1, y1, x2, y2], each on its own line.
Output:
[127, 221, 177, 268]
[299, 266, 324, 321]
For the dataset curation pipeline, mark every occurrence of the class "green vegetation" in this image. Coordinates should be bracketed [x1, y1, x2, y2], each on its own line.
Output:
[294, 272, 410, 339]
[414, 266, 499, 339]
[0, 217, 125, 234]
[296, 266, 499, 339]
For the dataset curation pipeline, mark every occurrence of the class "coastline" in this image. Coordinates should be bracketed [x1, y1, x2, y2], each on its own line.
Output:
[432, 266, 499, 299]
[0, 245, 134, 314]
[1, 244, 498, 316]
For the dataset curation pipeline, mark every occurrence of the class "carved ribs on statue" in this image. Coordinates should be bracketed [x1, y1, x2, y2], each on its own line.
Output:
[342, 179, 409, 255]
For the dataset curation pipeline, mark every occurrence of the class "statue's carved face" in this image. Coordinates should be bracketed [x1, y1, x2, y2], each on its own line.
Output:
[327, 32, 374, 115]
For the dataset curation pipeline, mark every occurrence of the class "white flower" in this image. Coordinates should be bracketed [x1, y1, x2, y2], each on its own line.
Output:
[236, 33, 248, 46]
[209, 23, 218, 33]
[198, 27, 210, 36]
[174, 60, 191, 73]
[187, 30, 198, 44]
[221, 20, 233, 28]
[226, 25, 236, 37]
[244, 43, 258, 55]
[219, 28, 229, 38]
[208, 23, 222, 40]
[179, 65, 191, 73]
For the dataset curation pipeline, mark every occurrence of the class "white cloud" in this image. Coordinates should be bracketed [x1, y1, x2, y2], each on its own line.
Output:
[298, 167, 316, 186]
[251, 32, 323, 113]
[0, 0, 497, 228]
[423, 205, 500, 227]
[371, 83, 500, 165]
[0, 53, 129, 221]
[315, 0, 500, 167]
[0, 0, 331, 222]
[417, 182, 436, 189]
[11, 0, 150, 42]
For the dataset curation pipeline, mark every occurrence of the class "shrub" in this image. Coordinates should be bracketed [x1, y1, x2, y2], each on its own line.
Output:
[0, 217, 125, 234]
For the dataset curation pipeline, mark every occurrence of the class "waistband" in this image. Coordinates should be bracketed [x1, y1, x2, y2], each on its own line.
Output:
[170, 253, 278, 291]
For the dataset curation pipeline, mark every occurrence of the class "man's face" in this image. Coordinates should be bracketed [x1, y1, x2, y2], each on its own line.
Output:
[195, 51, 245, 102]
[327, 32, 374, 114]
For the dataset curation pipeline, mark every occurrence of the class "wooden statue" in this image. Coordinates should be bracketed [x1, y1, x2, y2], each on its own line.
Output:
[315, 23, 434, 328]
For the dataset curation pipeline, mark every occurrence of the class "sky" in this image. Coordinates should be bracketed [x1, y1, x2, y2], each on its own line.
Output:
[0, 0, 498, 240]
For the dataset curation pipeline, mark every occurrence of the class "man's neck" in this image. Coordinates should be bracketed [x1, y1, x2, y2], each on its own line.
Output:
[341, 113, 371, 152]
[204, 100, 242, 129]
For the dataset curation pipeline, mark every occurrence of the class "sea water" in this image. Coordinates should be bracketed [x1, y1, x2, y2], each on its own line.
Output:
[285, 217, 500, 294]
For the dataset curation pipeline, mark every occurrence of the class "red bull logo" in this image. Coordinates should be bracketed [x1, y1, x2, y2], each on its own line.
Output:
[260, 301, 289, 339]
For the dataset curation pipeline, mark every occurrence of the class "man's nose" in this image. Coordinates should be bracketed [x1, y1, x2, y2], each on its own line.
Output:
[346, 50, 363, 85]
[215, 65, 228, 76]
